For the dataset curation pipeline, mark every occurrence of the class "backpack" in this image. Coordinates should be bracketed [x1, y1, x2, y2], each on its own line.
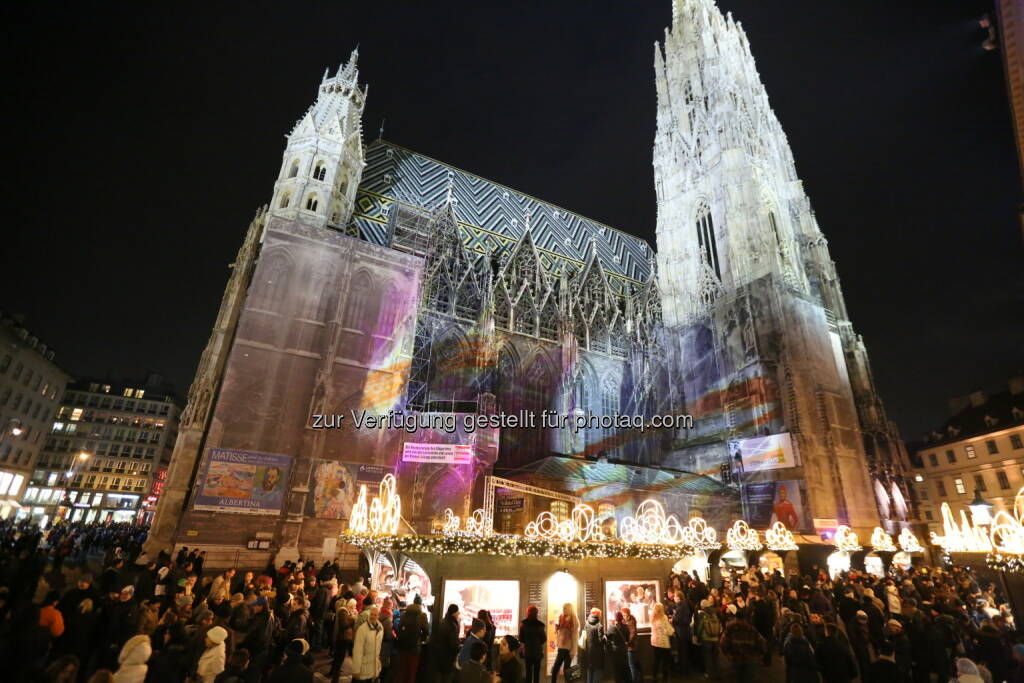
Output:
[697, 612, 722, 642]
[397, 613, 422, 651]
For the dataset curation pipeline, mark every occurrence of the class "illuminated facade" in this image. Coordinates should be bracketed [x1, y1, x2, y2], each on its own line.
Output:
[0, 312, 68, 518]
[147, 0, 912, 564]
[22, 377, 181, 525]
[908, 376, 1024, 536]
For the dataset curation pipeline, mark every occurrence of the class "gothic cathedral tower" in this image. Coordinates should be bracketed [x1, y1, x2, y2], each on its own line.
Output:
[653, 0, 913, 540]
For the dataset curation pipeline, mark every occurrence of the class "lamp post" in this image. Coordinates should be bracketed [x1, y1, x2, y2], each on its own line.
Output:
[53, 450, 91, 524]
[968, 489, 994, 527]
[0, 418, 24, 449]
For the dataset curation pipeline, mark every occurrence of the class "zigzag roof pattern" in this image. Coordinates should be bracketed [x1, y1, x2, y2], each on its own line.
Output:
[351, 140, 653, 284]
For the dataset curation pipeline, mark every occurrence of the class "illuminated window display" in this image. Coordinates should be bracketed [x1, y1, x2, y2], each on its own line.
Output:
[604, 579, 660, 629]
[442, 580, 520, 636]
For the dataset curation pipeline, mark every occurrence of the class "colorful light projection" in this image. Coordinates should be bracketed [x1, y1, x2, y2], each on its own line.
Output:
[987, 487, 1024, 573]
[834, 525, 862, 552]
[930, 502, 992, 553]
[870, 527, 897, 552]
[897, 528, 924, 553]
[764, 521, 798, 551]
[726, 520, 763, 551]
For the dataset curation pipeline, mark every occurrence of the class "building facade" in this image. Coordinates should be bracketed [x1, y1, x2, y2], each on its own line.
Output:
[908, 376, 1024, 535]
[0, 311, 69, 518]
[21, 376, 182, 525]
[147, 0, 913, 565]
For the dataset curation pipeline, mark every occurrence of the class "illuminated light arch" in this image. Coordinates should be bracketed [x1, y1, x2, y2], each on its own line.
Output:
[897, 528, 924, 553]
[930, 502, 992, 553]
[765, 521, 798, 551]
[834, 525, 862, 552]
[726, 520, 762, 551]
[348, 473, 401, 536]
[870, 527, 896, 552]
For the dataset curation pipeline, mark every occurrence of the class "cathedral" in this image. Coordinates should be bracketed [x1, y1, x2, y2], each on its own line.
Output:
[147, 0, 914, 566]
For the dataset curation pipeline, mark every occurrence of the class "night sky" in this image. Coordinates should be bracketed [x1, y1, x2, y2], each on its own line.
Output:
[2, 1, 1020, 440]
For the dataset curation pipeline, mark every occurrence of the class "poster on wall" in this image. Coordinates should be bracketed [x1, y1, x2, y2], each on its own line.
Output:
[744, 480, 807, 531]
[193, 448, 291, 515]
[442, 580, 519, 636]
[402, 442, 473, 464]
[737, 433, 798, 471]
[306, 462, 396, 519]
[604, 580, 661, 630]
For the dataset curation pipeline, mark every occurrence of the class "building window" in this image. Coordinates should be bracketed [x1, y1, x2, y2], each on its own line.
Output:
[974, 474, 987, 492]
[936, 480, 947, 497]
[954, 478, 966, 495]
[288, 159, 299, 178]
[965, 445, 976, 459]
[550, 500, 569, 523]
[925, 510, 933, 521]
[0, 355, 10, 372]
[997, 470, 1011, 490]
[279, 192, 291, 209]
[928, 453, 938, 467]
[695, 202, 721, 280]
[1011, 434, 1023, 449]
[919, 487, 928, 500]
[986, 439, 998, 454]
[305, 194, 319, 212]
[135, 389, 145, 399]
[313, 161, 327, 181]
[945, 449, 956, 464]
[914, 474, 923, 482]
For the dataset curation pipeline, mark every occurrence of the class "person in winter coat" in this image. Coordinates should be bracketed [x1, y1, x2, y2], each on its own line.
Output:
[649, 603, 672, 683]
[695, 599, 723, 680]
[884, 619, 913, 681]
[670, 590, 693, 674]
[868, 643, 903, 683]
[197, 625, 229, 683]
[352, 606, 384, 683]
[847, 611, 874, 680]
[606, 613, 631, 683]
[813, 623, 857, 683]
[752, 591, 777, 666]
[267, 639, 314, 683]
[955, 657, 987, 683]
[885, 584, 902, 616]
[333, 598, 358, 659]
[719, 609, 767, 683]
[39, 589, 66, 639]
[551, 603, 578, 683]
[395, 598, 430, 683]
[519, 606, 547, 683]
[214, 648, 250, 683]
[782, 623, 819, 683]
[579, 608, 607, 683]
[112, 634, 152, 683]
[622, 607, 641, 683]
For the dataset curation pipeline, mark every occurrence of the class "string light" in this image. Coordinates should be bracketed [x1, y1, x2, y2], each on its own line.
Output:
[834, 525, 862, 552]
[726, 520, 762, 551]
[681, 516, 721, 550]
[347, 473, 401, 536]
[765, 522, 799, 551]
[870, 527, 896, 552]
[620, 500, 687, 545]
[897, 528, 924, 553]
[986, 487, 1024, 573]
[524, 504, 604, 543]
[930, 502, 991, 553]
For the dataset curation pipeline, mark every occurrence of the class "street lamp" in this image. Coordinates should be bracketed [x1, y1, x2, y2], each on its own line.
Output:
[968, 489, 994, 526]
[54, 450, 91, 523]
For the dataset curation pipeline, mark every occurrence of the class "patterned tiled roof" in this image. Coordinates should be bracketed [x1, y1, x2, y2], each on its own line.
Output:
[351, 140, 653, 285]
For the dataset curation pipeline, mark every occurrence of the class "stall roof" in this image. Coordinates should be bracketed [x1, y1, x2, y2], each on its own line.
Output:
[499, 456, 735, 497]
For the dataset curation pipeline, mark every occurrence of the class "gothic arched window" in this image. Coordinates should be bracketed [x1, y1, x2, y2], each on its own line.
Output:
[768, 211, 781, 249]
[695, 202, 720, 280]
[279, 192, 291, 209]
[376, 285, 402, 336]
[313, 161, 327, 181]
[305, 194, 319, 212]
[344, 272, 373, 331]
[288, 159, 299, 178]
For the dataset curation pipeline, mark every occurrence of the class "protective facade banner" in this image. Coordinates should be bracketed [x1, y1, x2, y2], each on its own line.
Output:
[193, 448, 291, 515]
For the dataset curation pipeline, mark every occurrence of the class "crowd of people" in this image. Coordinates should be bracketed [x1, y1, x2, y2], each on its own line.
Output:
[0, 518, 1022, 683]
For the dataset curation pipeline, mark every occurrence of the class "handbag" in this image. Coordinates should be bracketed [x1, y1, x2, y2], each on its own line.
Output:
[567, 664, 583, 682]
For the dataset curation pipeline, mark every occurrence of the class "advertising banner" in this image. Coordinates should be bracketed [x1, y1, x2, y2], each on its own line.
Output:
[745, 479, 807, 532]
[737, 433, 798, 472]
[307, 461, 396, 519]
[604, 580, 661, 630]
[402, 442, 473, 464]
[193, 448, 291, 515]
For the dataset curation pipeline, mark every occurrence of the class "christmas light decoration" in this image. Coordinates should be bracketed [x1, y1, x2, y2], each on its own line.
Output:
[348, 473, 401, 536]
[525, 504, 604, 543]
[464, 508, 491, 535]
[765, 521, 798, 551]
[441, 508, 461, 535]
[834, 525, 862, 552]
[340, 530, 695, 561]
[986, 487, 1024, 573]
[870, 527, 897, 552]
[726, 520, 762, 551]
[897, 528, 924, 553]
[930, 502, 992, 553]
[620, 499, 687, 545]
[680, 516, 721, 550]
